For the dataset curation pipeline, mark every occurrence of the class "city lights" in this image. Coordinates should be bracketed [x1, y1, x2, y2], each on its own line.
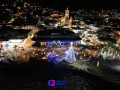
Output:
[0, 0, 120, 89]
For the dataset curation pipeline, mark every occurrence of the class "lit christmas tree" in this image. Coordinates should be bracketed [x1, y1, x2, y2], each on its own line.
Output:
[65, 42, 76, 63]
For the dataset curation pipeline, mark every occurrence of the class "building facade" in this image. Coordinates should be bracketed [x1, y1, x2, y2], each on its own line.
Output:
[60, 7, 72, 28]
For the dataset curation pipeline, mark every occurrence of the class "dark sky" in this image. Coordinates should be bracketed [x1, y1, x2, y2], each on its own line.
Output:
[33, 0, 119, 10]
[0, 0, 119, 10]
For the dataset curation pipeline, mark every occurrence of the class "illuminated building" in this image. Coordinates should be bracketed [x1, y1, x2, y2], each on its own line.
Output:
[60, 7, 72, 28]
[114, 31, 120, 44]
[68, 17, 72, 28]
[65, 7, 69, 24]
[32, 28, 81, 49]
[32, 28, 81, 63]
[60, 17, 65, 25]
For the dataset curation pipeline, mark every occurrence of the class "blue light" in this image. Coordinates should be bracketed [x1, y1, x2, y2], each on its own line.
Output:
[65, 51, 69, 55]
[61, 41, 66, 45]
[56, 80, 67, 86]
[46, 41, 51, 46]
[69, 40, 74, 44]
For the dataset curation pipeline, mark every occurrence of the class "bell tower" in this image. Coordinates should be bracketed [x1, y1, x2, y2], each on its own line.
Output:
[68, 17, 72, 28]
[65, 7, 69, 24]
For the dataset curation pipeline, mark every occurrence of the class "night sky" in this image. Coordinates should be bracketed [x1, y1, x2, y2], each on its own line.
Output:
[0, 0, 119, 10]
[33, 0, 119, 10]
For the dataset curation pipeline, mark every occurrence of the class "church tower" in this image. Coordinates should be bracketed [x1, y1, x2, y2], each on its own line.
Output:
[68, 17, 72, 28]
[60, 7, 72, 28]
[65, 7, 69, 25]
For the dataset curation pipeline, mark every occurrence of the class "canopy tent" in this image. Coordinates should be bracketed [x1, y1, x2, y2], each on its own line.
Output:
[0, 26, 31, 39]
[32, 29, 81, 41]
